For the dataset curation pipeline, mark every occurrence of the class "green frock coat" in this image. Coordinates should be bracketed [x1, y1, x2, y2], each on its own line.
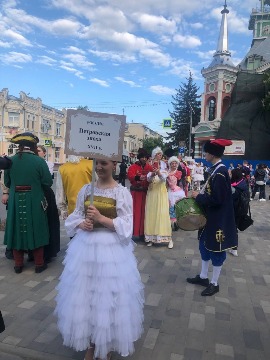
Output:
[4, 151, 53, 250]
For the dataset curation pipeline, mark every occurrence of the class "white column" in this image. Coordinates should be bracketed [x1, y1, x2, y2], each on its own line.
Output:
[200, 93, 206, 122]
[216, 75, 223, 120]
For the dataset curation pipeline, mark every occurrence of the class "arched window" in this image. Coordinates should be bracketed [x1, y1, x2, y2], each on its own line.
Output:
[208, 98, 216, 121]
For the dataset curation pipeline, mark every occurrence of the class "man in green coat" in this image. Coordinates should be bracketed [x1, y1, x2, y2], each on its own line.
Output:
[4, 132, 53, 274]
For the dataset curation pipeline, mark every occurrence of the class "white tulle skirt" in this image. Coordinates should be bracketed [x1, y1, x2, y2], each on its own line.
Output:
[55, 228, 144, 360]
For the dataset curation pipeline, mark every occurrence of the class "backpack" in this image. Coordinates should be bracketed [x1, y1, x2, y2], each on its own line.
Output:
[234, 188, 250, 218]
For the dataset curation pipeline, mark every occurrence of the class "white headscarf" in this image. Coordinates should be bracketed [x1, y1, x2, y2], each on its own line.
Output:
[152, 147, 163, 159]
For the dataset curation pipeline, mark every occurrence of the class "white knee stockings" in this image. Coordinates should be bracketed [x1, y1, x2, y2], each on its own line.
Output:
[211, 266, 222, 286]
[200, 260, 222, 286]
[200, 260, 210, 279]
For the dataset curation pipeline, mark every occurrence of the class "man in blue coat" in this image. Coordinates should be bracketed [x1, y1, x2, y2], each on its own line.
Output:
[187, 139, 237, 296]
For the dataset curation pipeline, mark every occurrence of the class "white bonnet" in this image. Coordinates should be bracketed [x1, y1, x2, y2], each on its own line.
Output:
[152, 146, 163, 159]
[168, 156, 180, 166]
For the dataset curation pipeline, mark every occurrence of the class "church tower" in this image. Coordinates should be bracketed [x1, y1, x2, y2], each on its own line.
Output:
[193, 1, 238, 158]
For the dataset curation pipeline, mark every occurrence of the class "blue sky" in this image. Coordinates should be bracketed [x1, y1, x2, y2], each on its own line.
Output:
[0, 0, 260, 134]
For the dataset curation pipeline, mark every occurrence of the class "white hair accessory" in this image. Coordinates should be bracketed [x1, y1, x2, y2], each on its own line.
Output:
[152, 147, 163, 159]
[168, 156, 180, 167]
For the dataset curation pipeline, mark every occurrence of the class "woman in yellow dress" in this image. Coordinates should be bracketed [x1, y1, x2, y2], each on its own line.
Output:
[144, 147, 173, 249]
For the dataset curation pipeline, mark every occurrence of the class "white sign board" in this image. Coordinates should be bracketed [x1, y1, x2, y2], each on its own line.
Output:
[65, 109, 126, 161]
[224, 140, 245, 156]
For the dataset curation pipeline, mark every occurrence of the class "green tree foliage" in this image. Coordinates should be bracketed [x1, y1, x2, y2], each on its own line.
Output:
[77, 105, 89, 111]
[167, 72, 201, 149]
[142, 137, 165, 156]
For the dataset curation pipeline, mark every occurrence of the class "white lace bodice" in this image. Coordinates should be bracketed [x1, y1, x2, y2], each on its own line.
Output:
[65, 183, 133, 244]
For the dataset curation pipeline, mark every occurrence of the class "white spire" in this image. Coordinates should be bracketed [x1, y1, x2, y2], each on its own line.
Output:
[209, 1, 235, 68]
[216, 1, 230, 54]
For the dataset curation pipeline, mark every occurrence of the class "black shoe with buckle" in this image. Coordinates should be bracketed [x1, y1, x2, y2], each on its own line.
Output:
[186, 275, 209, 287]
[35, 263, 48, 274]
[201, 283, 219, 296]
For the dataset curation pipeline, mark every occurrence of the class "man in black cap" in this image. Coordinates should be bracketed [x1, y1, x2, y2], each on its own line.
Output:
[187, 139, 237, 296]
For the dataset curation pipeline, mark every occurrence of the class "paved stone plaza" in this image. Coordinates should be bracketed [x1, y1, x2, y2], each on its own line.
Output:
[0, 194, 269, 360]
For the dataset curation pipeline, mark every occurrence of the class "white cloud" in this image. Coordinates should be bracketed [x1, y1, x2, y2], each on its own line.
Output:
[1, 51, 32, 65]
[83, 26, 159, 52]
[195, 50, 215, 60]
[46, 50, 57, 55]
[1, 6, 83, 37]
[90, 78, 110, 87]
[210, 7, 249, 35]
[135, 13, 177, 34]
[60, 60, 74, 67]
[36, 55, 57, 66]
[0, 40, 11, 48]
[66, 46, 86, 54]
[173, 34, 202, 48]
[52, 1, 133, 32]
[114, 76, 141, 87]
[169, 59, 200, 80]
[190, 22, 204, 29]
[49, 19, 82, 36]
[63, 53, 95, 68]
[59, 63, 85, 79]
[3, 29, 32, 47]
[160, 35, 172, 45]
[149, 85, 175, 95]
[51, 0, 212, 18]
[140, 48, 171, 67]
[85, 26, 172, 67]
[89, 50, 137, 63]
[88, 6, 132, 32]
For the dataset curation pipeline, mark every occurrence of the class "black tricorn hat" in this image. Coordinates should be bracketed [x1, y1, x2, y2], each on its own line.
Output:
[10, 132, 39, 146]
[204, 139, 232, 157]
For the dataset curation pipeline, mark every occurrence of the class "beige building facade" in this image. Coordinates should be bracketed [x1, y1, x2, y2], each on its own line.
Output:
[124, 122, 161, 160]
[0, 88, 66, 164]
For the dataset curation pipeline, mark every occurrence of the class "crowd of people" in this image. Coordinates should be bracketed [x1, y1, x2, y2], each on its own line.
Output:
[0, 131, 269, 360]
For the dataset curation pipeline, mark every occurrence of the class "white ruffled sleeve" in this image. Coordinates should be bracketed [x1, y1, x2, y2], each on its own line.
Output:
[159, 169, 168, 182]
[65, 184, 88, 237]
[113, 186, 133, 245]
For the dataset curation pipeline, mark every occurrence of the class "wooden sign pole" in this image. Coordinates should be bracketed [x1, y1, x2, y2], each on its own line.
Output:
[90, 158, 96, 205]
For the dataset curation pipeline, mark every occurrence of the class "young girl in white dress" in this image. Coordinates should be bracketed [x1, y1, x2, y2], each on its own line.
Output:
[193, 163, 205, 191]
[55, 159, 144, 360]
